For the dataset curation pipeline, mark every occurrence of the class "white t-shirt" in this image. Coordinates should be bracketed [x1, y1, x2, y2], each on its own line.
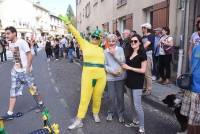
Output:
[60, 38, 66, 48]
[10, 39, 31, 72]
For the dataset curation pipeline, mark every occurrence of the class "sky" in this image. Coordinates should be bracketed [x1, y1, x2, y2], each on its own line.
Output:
[40, 0, 76, 16]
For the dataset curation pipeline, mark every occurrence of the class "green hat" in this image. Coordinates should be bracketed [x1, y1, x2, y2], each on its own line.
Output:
[91, 29, 102, 39]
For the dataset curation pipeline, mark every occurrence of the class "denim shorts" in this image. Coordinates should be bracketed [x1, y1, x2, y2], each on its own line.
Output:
[10, 69, 34, 97]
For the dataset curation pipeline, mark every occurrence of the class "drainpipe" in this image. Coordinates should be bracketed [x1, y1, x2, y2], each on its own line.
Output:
[177, 0, 187, 77]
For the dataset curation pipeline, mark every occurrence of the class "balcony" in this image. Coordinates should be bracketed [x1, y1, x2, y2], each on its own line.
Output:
[117, 0, 127, 8]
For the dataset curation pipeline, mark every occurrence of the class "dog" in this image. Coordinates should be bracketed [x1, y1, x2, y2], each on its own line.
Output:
[162, 94, 188, 134]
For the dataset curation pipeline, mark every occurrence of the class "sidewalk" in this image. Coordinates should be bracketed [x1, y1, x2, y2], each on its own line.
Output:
[143, 81, 181, 115]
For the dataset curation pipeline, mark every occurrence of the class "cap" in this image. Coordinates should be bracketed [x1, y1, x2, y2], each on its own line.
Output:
[141, 23, 152, 29]
[91, 29, 102, 38]
[154, 27, 162, 31]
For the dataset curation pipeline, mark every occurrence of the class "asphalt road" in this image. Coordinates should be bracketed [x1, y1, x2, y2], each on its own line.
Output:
[0, 51, 180, 134]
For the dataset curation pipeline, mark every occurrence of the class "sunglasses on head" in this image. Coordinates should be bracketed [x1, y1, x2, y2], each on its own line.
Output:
[130, 40, 139, 44]
[91, 35, 100, 40]
[108, 40, 116, 43]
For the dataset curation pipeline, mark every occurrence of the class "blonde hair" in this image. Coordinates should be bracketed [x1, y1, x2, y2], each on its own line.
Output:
[107, 34, 117, 41]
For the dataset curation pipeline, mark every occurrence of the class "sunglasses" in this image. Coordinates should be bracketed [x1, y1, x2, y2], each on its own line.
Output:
[91, 35, 100, 40]
[131, 40, 139, 44]
[108, 40, 116, 43]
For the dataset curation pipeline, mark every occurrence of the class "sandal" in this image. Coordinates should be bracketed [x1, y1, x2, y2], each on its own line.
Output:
[144, 90, 151, 96]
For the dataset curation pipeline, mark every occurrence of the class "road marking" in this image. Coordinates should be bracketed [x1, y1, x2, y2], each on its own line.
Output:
[48, 67, 51, 71]
[77, 128, 85, 134]
[54, 86, 60, 93]
[51, 78, 55, 84]
[60, 98, 69, 109]
[74, 61, 81, 67]
[49, 72, 52, 76]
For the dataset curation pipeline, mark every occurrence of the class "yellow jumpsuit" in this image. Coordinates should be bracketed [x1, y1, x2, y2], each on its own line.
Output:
[68, 24, 106, 119]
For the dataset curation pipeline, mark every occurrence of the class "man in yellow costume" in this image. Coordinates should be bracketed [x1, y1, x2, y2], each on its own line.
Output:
[60, 16, 106, 130]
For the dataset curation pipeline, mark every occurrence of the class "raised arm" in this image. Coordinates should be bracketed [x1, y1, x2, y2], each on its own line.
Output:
[67, 24, 87, 50]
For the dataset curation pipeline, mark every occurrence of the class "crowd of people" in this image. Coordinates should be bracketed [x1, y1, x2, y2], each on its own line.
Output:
[0, 35, 8, 63]
[43, 35, 81, 63]
[63, 17, 177, 133]
[1, 14, 199, 134]
[65, 15, 200, 134]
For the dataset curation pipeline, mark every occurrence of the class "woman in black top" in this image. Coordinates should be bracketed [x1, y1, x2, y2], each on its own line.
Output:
[45, 39, 52, 62]
[122, 34, 147, 134]
[54, 38, 60, 60]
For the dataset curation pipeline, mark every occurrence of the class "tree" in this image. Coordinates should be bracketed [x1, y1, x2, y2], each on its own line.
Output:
[66, 4, 74, 19]
[66, 4, 76, 27]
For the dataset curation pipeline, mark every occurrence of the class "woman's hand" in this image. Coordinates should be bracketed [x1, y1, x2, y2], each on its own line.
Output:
[113, 69, 122, 76]
[122, 64, 131, 70]
[109, 46, 115, 55]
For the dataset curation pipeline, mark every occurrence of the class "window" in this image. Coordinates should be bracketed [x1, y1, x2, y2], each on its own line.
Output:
[102, 22, 109, 32]
[117, 0, 127, 8]
[85, 2, 91, 18]
[93, 0, 98, 7]
[76, 0, 81, 5]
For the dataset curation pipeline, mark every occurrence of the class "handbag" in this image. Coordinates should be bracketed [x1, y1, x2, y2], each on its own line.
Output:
[177, 59, 200, 90]
[163, 45, 174, 55]
[162, 36, 174, 55]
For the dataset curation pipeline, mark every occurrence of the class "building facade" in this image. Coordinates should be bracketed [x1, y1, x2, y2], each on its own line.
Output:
[76, 0, 200, 75]
[49, 14, 65, 36]
[0, 0, 35, 38]
[0, 0, 65, 40]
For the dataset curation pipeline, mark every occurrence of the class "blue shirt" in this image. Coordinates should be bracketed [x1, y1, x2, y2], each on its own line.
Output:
[154, 35, 161, 56]
[191, 44, 200, 93]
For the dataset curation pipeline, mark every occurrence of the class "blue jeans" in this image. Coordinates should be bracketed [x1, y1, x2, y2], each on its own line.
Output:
[132, 89, 144, 128]
[107, 80, 125, 117]
[68, 49, 74, 62]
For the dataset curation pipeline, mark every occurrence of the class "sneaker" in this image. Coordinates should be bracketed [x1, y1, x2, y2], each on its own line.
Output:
[2, 113, 14, 121]
[93, 114, 101, 123]
[16, 91, 23, 96]
[125, 120, 139, 128]
[152, 76, 157, 81]
[118, 116, 125, 123]
[177, 130, 188, 134]
[68, 119, 83, 130]
[139, 127, 145, 133]
[106, 114, 113, 121]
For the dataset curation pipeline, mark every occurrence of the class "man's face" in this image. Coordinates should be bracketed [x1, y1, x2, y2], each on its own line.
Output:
[123, 30, 130, 39]
[5, 30, 16, 42]
[196, 17, 200, 24]
[196, 20, 200, 31]
[155, 30, 161, 36]
[142, 27, 147, 34]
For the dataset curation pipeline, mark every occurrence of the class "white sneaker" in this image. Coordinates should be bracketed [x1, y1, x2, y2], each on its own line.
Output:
[16, 91, 23, 96]
[106, 113, 113, 121]
[139, 127, 145, 133]
[177, 130, 188, 134]
[68, 119, 83, 130]
[125, 119, 139, 128]
[93, 114, 101, 123]
[152, 76, 157, 81]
